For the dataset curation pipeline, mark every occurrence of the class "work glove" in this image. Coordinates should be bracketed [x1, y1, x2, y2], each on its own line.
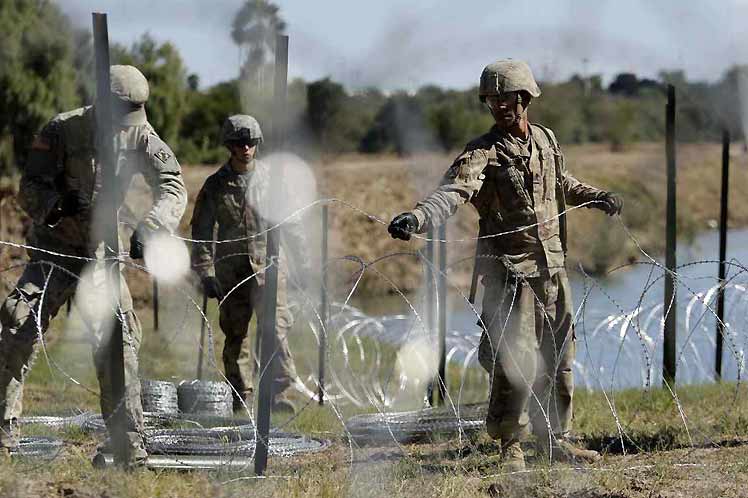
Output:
[598, 192, 624, 216]
[201, 275, 224, 300]
[388, 212, 419, 241]
[45, 190, 80, 226]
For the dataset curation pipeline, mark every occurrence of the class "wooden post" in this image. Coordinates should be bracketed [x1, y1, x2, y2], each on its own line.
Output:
[318, 204, 328, 405]
[716, 130, 730, 380]
[92, 12, 127, 459]
[663, 84, 677, 385]
[255, 34, 288, 477]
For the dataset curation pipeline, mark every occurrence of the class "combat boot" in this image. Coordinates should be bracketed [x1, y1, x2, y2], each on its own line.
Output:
[500, 440, 526, 473]
[535, 436, 600, 465]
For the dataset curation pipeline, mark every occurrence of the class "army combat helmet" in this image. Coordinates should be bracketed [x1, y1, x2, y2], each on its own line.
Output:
[222, 115, 264, 146]
[478, 59, 541, 102]
[110, 65, 149, 125]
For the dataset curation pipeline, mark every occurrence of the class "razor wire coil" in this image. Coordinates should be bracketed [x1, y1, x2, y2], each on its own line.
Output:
[140, 380, 179, 415]
[177, 380, 233, 417]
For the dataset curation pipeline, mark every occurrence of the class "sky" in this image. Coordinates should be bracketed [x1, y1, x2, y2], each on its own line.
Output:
[56, 0, 748, 91]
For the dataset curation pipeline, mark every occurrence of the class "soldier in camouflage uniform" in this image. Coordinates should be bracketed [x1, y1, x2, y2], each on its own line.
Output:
[388, 60, 622, 470]
[0, 65, 187, 467]
[190, 115, 309, 413]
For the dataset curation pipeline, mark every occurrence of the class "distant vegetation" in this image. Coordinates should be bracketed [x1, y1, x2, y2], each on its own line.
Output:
[1, 0, 747, 176]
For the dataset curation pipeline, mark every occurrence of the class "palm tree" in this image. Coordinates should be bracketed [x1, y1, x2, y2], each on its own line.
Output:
[231, 0, 287, 89]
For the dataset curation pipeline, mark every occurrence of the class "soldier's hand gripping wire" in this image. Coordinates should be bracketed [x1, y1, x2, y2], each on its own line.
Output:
[388, 212, 419, 241]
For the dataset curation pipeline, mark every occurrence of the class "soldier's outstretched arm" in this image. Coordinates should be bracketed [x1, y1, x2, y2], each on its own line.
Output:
[411, 148, 488, 232]
[138, 133, 188, 233]
[190, 180, 217, 279]
[18, 120, 64, 225]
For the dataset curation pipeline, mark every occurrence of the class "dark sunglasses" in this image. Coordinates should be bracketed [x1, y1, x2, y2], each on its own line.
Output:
[227, 138, 260, 148]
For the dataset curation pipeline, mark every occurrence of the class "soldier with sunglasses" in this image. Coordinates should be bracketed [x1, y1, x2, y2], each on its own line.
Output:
[190, 115, 309, 413]
[388, 60, 622, 471]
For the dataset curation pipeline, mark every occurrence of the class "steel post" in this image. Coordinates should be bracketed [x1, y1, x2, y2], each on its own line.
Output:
[196, 292, 208, 380]
[663, 84, 677, 385]
[255, 34, 288, 477]
[436, 223, 447, 405]
[716, 130, 730, 380]
[152, 279, 159, 331]
[92, 12, 127, 458]
[318, 204, 328, 405]
[425, 226, 435, 405]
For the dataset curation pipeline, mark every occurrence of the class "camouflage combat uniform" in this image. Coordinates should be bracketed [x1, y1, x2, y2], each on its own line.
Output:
[0, 104, 187, 462]
[411, 122, 605, 444]
[191, 159, 308, 409]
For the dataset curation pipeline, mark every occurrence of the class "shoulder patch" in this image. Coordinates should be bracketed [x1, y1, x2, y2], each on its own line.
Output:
[155, 148, 172, 164]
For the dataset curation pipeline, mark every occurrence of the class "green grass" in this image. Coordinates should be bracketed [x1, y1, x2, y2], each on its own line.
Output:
[10, 292, 748, 497]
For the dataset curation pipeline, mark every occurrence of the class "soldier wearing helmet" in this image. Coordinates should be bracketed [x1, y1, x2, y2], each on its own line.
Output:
[190, 115, 310, 414]
[0, 65, 187, 467]
[388, 60, 621, 470]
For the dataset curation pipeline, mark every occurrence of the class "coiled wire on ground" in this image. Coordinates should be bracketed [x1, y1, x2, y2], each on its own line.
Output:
[177, 380, 232, 417]
[10, 437, 64, 459]
[141, 429, 329, 457]
[141, 380, 179, 415]
[345, 403, 487, 444]
[18, 411, 93, 429]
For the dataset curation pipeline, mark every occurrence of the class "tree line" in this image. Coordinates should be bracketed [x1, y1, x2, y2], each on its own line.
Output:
[1, 0, 746, 177]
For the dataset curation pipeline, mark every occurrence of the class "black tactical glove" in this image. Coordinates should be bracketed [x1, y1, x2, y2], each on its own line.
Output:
[598, 192, 623, 216]
[129, 225, 149, 260]
[45, 190, 80, 226]
[388, 212, 419, 241]
[201, 276, 224, 300]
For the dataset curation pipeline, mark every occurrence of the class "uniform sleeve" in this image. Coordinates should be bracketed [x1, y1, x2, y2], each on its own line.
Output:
[138, 133, 188, 233]
[412, 148, 488, 232]
[190, 180, 216, 278]
[18, 119, 64, 224]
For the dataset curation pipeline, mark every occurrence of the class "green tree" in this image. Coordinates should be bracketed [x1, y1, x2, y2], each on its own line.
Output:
[306, 78, 348, 150]
[360, 93, 437, 155]
[0, 0, 80, 175]
[231, 0, 286, 88]
[179, 81, 241, 164]
[113, 34, 189, 149]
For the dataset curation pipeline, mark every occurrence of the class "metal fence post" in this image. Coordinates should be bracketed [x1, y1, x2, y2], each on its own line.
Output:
[152, 279, 159, 331]
[716, 130, 730, 380]
[318, 204, 328, 405]
[255, 34, 288, 477]
[425, 226, 435, 405]
[663, 84, 677, 385]
[436, 223, 447, 405]
[92, 11, 127, 460]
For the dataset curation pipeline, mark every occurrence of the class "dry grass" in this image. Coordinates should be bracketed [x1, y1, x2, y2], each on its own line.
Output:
[3, 142, 747, 298]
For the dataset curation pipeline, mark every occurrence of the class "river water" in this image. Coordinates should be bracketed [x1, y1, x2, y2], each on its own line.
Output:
[345, 229, 748, 392]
